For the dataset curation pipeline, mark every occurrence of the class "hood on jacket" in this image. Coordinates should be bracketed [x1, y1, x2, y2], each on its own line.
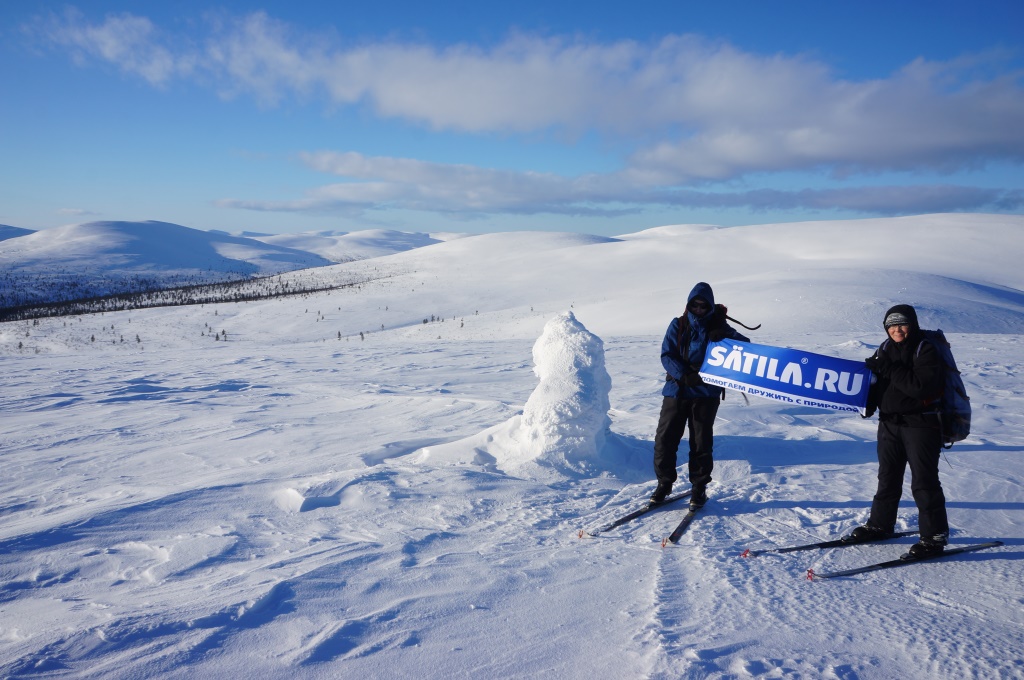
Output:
[687, 282, 715, 309]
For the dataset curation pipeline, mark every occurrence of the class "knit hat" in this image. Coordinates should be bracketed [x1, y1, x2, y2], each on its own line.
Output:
[884, 312, 911, 328]
[882, 304, 919, 331]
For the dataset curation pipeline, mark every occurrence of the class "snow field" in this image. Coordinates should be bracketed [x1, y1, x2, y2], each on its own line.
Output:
[1, 215, 1023, 678]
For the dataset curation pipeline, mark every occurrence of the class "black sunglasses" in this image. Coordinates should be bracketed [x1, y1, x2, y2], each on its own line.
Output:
[689, 300, 710, 311]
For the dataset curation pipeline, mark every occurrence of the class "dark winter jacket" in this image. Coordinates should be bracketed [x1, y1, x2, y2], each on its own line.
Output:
[662, 282, 749, 399]
[866, 304, 944, 428]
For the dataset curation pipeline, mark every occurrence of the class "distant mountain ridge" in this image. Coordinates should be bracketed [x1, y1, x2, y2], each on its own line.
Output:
[4, 214, 1022, 334]
[0, 220, 470, 310]
[0, 220, 336, 309]
[244, 228, 469, 262]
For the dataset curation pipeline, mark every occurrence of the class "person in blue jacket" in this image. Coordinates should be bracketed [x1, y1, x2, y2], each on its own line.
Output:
[651, 282, 748, 508]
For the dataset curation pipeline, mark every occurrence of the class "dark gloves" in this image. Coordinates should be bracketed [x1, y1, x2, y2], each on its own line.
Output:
[865, 352, 892, 378]
[708, 328, 729, 342]
[683, 372, 706, 388]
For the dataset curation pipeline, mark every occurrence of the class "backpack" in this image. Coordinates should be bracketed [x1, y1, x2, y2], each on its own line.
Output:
[917, 329, 972, 448]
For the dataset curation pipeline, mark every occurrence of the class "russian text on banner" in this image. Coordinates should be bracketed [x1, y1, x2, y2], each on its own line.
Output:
[698, 340, 871, 415]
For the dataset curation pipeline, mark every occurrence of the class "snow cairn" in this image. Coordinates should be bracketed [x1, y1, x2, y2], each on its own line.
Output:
[411, 311, 623, 478]
[512, 311, 612, 471]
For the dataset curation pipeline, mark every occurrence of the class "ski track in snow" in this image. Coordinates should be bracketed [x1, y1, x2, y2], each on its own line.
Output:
[644, 457, 1024, 679]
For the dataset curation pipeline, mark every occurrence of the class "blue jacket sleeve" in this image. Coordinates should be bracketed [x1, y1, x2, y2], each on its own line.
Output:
[661, 318, 687, 381]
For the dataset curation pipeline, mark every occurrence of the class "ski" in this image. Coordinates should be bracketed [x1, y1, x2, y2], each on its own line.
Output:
[579, 491, 692, 538]
[741, 530, 918, 558]
[661, 504, 702, 547]
[807, 541, 1004, 580]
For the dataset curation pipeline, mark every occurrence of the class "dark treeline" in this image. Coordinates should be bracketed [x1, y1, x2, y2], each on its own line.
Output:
[0, 270, 392, 323]
[0, 268, 256, 310]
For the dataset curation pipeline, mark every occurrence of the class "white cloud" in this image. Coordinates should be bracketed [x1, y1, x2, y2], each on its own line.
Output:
[646, 185, 1024, 214]
[214, 150, 1023, 218]
[203, 12, 328, 105]
[38, 8, 191, 85]
[34, 11, 1024, 167]
[628, 54, 1024, 182]
[32, 9, 1024, 218]
[217, 154, 600, 217]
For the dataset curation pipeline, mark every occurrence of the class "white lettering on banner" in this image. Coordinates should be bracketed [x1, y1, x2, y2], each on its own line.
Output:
[704, 372, 860, 412]
[795, 398, 859, 412]
[706, 345, 803, 387]
[723, 345, 743, 371]
[813, 368, 864, 396]
[780, 362, 802, 386]
[703, 341, 868, 415]
[742, 353, 758, 373]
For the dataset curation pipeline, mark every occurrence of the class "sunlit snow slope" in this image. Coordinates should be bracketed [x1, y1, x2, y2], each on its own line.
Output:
[1, 213, 1022, 680]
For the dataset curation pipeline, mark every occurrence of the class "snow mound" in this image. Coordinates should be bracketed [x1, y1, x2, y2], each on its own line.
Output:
[412, 312, 644, 480]
[249, 228, 468, 263]
[616, 223, 725, 239]
[511, 311, 612, 470]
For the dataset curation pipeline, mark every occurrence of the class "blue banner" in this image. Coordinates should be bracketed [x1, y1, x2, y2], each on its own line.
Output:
[698, 340, 871, 414]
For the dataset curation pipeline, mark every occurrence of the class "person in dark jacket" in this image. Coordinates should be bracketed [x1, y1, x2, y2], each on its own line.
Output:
[651, 282, 749, 509]
[843, 304, 949, 558]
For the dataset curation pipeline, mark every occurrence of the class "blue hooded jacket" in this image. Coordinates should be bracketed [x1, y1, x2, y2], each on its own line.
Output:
[661, 282, 748, 398]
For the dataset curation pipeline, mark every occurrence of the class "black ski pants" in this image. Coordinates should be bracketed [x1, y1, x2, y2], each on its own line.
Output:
[868, 419, 949, 540]
[653, 396, 720, 489]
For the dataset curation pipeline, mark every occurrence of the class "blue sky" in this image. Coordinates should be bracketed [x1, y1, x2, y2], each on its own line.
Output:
[2, 1, 1023, 236]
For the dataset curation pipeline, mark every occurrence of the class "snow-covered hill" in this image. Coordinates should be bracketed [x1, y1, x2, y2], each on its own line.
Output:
[2, 220, 337, 274]
[0, 221, 468, 309]
[0, 224, 34, 242]
[1, 213, 1022, 679]
[243, 228, 469, 262]
[0, 220, 336, 308]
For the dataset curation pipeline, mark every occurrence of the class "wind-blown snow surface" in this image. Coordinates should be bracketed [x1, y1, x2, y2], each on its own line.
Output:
[1, 214, 1023, 678]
